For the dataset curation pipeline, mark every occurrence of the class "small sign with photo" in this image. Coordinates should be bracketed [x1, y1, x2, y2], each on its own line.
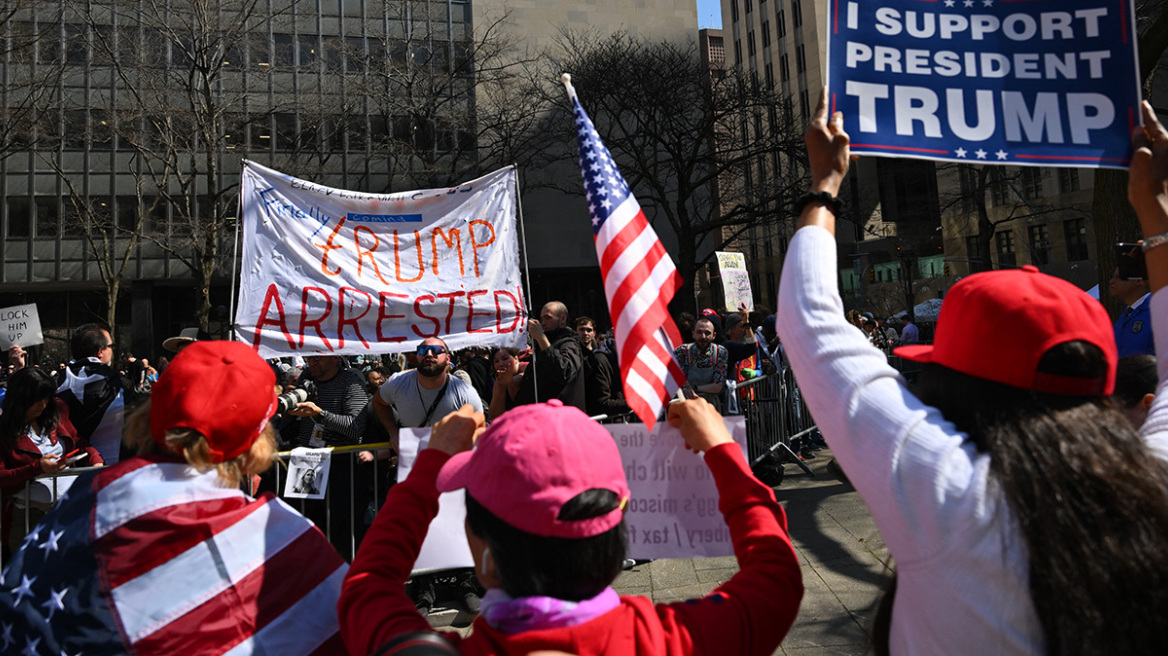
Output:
[284, 447, 332, 500]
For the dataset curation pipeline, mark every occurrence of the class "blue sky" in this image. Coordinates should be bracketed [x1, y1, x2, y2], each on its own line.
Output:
[697, 0, 722, 29]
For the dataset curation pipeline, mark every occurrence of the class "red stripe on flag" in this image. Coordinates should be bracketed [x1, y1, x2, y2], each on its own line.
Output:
[130, 527, 343, 654]
[99, 495, 257, 588]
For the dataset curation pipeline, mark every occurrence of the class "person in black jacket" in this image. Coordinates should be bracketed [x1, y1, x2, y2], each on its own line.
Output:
[585, 337, 632, 420]
[515, 301, 586, 411]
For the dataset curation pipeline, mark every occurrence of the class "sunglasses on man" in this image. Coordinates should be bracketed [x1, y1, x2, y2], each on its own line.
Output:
[416, 344, 447, 357]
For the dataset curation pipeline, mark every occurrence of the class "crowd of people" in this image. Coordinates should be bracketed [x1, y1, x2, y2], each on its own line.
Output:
[0, 91, 1166, 656]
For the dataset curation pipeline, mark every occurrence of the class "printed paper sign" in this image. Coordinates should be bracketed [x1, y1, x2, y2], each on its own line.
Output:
[826, 0, 1141, 168]
[716, 252, 754, 313]
[235, 162, 528, 358]
[614, 417, 748, 559]
[396, 428, 475, 575]
[285, 447, 332, 500]
[0, 304, 43, 349]
[398, 417, 749, 572]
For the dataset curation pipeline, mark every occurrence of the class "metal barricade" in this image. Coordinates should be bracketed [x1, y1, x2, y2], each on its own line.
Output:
[261, 442, 396, 561]
[730, 367, 817, 476]
[0, 464, 101, 570]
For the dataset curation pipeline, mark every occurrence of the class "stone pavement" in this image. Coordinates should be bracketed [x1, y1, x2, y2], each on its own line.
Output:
[430, 449, 893, 655]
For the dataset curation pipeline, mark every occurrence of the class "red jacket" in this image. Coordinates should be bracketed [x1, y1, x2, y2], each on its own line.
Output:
[340, 443, 803, 656]
[1, 399, 104, 497]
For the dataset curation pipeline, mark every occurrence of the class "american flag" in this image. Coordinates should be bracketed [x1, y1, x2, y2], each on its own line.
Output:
[562, 73, 686, 429]
[0, 455, 348, 655]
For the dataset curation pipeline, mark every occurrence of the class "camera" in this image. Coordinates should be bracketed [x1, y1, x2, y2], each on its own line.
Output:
[277, 380, 317, 415]
[1115, 243, 1148, 281]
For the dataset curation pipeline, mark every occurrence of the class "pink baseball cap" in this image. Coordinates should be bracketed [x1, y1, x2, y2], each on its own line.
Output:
[436, 400, 630, 539]
[150, 341, 278, 462]
[895, 265, 1116, 396]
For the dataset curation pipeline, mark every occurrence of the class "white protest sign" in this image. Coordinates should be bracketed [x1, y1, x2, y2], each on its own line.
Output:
[397, 427, 475, 575]
[0, 304, 43, 349]
[614, 417, 748, 559]
[398, 417, 749, 569]
[715, 252, 754, 313]
[285, 447, 332, 500]
[235, 162, 527, 358]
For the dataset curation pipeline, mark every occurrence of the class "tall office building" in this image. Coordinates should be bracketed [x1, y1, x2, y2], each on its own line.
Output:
[0, 0, 697, 358]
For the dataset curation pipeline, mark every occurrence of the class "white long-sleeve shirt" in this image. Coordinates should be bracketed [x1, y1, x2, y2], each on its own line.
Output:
[775, 226, 1168, 655]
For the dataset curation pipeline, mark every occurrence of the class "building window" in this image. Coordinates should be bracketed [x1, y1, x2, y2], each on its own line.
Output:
[776, 10, 786, 37]
[1028, 224, 1050, 266]
[799, 89, 810, 118]
[795, 44, 805, 73]
[747, 31, 755, 57]
[958, 165, 979, 214]
[966, 235, 981, 265]
[996, 231, 1016, 267]
[731, 0, 739, 22]
[762, 21, 770, 47]
[779, 54, 789, 81]
[876, 158, 940, 223]
[35, 197, 59, 239]
[734, 39, 741, 65]
[792, 0, 802, 27]
[6, 197, 30, 239]
[990, 168, 1011, 206]
[745, 0, 752, 13]
[1064, 218, 1089, 261]
[1059, 168, 1081, 193]
[1019, 168, 1042, 199]
[765, 62, 774, 87]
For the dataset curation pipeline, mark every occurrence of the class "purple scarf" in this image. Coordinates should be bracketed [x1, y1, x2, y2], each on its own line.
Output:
[480, 587, 621, 635]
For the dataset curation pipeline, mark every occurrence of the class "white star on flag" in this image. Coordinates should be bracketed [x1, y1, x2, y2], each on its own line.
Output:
[975, 149, 988, 159]
[12, 575, 36, 606]
[38, 530, 65, 555]
[996, 150, 1009, 160]
[955, 148, 967, 158]
[42, 588, 68, 621]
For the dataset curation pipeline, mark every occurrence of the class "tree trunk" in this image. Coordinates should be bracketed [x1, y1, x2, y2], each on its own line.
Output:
[105, 279, 120, 343]
[1092, 169, 1139, 317]
[673, 238, 699, 317]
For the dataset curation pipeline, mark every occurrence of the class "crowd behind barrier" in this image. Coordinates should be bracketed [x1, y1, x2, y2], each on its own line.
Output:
[2, 367, 850, 569]
[0, 346, 938, 570]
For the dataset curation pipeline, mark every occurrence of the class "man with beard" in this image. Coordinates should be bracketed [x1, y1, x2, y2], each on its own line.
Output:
[371, 336, 484, 614]
[515, 301, 586, 411]
[675, 317, 729, 412]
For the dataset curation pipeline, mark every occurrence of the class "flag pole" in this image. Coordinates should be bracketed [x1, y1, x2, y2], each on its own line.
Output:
[229, 162, 244, 342]
[513, 163, 538, 402]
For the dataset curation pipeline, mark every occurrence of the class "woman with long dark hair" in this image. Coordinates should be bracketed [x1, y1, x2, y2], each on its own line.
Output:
[776, 93, 1168, 654]
[0, 366, 103, 553]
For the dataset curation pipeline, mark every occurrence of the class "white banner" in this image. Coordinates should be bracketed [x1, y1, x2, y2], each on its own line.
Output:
[235, 162, 528, 357]
[397, 417, 749, 572]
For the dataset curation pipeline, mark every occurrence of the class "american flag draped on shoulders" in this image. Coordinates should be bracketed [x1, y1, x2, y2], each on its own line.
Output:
[0, 456, 348, 656]
[562, 73, 687, 429]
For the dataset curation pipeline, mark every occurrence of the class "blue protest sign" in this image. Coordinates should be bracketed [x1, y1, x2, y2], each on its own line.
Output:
[826, 0, 1141, 169]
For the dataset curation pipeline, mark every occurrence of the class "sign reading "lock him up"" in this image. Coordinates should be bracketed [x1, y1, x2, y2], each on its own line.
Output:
[0, 304, 43, 350]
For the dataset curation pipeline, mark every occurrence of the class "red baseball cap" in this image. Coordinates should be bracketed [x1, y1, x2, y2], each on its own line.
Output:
[895, 265, 1116, 395]
[436, 400, 630, 539]
[149, 341, 278, 462]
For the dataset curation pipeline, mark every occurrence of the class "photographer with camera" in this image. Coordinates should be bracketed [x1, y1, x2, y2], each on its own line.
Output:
[289, 354, 367, 560]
